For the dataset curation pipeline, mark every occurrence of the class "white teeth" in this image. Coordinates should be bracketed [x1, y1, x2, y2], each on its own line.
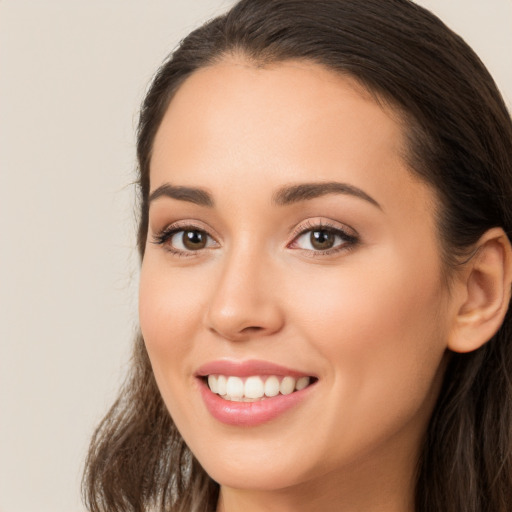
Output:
[296, 376, 310, 391]
[217, 375, 227, 395]
[244, 376, 265, 399]
[207, 374, 313, 400]
[280, 376, 296, 395]
[264, 376, 280, 397]
[226, 376, 244, 398]
[208, 375, 218, 394]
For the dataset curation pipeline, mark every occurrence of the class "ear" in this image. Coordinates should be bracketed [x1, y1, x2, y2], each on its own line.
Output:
[448, 228, 512, 353]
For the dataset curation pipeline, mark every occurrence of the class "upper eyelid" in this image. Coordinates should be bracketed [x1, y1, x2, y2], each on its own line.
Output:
[153, 220, 220, 240]
[290, 219, 358, 239]
[290, 226, 357, 247]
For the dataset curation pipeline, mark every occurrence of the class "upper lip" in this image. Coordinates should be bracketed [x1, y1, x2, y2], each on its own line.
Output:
[195, 359, 315, 378]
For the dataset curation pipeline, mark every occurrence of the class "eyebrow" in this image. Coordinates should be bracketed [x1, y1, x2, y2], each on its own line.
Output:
[272, 182, 381, 209]
[149, 184, 214, 207]
[148, 181, 381, 210]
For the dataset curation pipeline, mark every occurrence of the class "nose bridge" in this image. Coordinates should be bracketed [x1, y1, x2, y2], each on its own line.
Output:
[204, 236, 283, 340]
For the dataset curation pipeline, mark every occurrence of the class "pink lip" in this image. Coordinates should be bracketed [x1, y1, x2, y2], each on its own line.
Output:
[195, 359, 313, 378]
[195, 359, 316, 427]
[198, 379, 314, 427]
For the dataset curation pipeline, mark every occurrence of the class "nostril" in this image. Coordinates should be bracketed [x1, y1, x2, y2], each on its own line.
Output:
[241, 326, 264, 333]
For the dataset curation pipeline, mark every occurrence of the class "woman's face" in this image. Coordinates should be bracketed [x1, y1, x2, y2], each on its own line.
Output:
[140, 59, 454, 495]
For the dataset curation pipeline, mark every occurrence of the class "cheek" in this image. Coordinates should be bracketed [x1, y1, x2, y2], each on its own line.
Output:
[139, 256, 206, 348]
[138, 256, 211, 435]
[286, 249, 448, 418]
[289, 250, 444, 343]
[275, 254, 449, 470]
[138, 255, 211, 403]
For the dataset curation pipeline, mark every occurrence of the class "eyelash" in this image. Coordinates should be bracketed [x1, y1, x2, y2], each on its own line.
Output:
[288, 220, 359, 256]
[151, 222, 217, 257]
[151, 220, 359, 258]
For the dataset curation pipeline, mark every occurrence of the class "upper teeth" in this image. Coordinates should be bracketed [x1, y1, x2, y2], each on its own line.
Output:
[207, 375, 311, 401]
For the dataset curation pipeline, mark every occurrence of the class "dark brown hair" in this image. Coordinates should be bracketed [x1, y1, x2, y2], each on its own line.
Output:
[83, 1, 512, 511]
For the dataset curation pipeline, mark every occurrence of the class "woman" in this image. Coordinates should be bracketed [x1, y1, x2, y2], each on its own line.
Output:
[83, 1, 512, 511]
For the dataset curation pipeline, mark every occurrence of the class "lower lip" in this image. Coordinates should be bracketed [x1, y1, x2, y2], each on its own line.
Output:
[198, 379, 314, 427]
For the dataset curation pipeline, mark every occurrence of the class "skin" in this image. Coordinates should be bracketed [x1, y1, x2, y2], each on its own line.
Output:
[139, 59, 468, 511]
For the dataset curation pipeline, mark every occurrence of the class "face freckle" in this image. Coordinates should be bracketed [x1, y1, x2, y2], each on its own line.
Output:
[139, 58, 453, 501]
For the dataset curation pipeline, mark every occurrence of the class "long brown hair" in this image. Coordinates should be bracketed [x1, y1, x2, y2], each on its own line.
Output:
[83, 1, 512, 511]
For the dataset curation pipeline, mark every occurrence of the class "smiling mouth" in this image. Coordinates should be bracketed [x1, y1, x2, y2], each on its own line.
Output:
[204, 374, 316, 402]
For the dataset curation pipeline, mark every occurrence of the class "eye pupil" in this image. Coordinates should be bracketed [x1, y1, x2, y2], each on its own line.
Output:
[311, 230, 335, 250]
[183, 230, 207, 250]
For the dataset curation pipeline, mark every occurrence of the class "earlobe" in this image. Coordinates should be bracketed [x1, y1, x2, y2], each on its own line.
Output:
[448, 228, 512, 354]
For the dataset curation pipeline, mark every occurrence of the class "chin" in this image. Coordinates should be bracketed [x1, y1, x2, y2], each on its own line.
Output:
[203, 460, 311, 492]
[186, 435, 323, 492]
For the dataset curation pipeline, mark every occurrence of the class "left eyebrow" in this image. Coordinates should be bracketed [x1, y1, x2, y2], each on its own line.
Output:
[272, 181, 382, 210]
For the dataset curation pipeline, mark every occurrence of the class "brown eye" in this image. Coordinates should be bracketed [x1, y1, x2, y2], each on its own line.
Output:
[291, 225, 357, 254]
[152, 226, 217, 253]
[182, 230, 207, 250]
[310, 230, 335, 250]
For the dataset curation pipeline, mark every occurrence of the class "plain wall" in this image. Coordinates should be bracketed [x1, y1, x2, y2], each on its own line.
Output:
[0, 1, 510, 511]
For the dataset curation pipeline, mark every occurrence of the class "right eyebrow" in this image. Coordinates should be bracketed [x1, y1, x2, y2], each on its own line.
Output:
[148, 183, 214, 207]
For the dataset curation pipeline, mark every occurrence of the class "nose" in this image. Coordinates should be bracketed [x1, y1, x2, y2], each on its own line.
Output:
[203, 246, 285, 341]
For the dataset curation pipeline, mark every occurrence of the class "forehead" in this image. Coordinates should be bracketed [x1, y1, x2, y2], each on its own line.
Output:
[150, 58, 434, 216]
[152, 58, 403, 159]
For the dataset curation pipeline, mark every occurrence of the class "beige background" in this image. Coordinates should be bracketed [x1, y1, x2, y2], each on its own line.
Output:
[0, 1, 510, 511]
